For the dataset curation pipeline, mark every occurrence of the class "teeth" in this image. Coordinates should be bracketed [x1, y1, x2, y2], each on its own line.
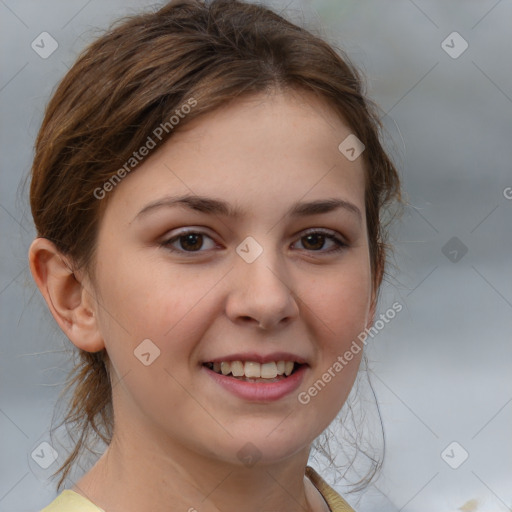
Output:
[231, 361, 244, 377]
[260, 362, 277, 379]
[208, 360, 299, 379]
[244, 361, 260, 378]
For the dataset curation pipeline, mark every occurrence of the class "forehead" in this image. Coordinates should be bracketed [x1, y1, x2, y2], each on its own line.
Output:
[174, 89, 353, 152]
[104, 90, 367, 224]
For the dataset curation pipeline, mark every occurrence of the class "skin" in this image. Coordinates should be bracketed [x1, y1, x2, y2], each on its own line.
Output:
[29, 89, 378, 512]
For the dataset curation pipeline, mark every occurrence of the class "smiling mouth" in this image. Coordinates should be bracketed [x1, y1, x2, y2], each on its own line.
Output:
[203, 360, 304, 383]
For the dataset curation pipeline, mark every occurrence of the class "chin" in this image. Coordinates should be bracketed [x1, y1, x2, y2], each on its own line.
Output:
[202, 426, 313, 468]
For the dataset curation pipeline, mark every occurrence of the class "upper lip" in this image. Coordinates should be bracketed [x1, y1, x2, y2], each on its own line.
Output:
[203, 352, 309, 365]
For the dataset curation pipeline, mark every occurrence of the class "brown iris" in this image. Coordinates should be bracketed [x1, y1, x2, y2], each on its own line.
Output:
[301, 233, 326, 251]
[179, 233, 203, 251]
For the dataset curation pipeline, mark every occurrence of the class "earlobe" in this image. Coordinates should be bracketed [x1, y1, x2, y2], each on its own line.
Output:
[28, 238, 105, 353]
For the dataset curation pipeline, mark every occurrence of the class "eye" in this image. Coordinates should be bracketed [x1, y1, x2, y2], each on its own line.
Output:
[292, 228, 348, 254]
[161, 229, 217, 254]
[161, 228, 347, 256]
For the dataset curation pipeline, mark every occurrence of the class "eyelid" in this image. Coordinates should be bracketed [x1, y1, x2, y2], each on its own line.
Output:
[160, 227, 218, 254]
[160, 227, 348, 255]
[299, 227, 348, 243]
[295, 228, 349, 253]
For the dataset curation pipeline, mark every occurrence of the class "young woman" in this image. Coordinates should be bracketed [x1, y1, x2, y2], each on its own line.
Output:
[29, 0, 402, 510]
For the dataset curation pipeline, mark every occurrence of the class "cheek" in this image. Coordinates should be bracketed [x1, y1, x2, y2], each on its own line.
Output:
[92, 249, 226, 376]
[299, 256, 371, 402]
[297, 272, 369, 429]
[306, 260, 372, 339]
[94, 247, 203, 333]
[91, 256, 216, 416]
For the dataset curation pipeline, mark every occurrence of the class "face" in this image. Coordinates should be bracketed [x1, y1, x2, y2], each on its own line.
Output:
[86, 90, 374, 467]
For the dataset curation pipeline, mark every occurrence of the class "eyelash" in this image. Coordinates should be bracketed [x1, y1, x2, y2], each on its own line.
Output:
[161, 228, 348, 256]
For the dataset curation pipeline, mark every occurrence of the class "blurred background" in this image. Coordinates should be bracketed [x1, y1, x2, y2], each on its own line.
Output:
[0, 1, 511, 511]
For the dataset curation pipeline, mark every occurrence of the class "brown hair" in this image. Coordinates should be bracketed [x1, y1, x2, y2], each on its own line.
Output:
[30, 0, 402, 493]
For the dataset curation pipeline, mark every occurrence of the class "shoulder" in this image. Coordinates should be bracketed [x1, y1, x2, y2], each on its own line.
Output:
[39, 490, 105, 512]
[306, 465, 357, 512]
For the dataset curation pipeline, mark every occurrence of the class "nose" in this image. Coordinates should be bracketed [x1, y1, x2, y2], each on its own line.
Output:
[225, 243, 299, 330]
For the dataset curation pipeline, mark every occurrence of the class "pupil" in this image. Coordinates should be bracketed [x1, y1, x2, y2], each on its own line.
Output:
[181, 233, 202, 251]
[303, 234, 324, 250]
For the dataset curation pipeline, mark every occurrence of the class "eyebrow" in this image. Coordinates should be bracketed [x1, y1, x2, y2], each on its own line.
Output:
[133, 194, 362, 223]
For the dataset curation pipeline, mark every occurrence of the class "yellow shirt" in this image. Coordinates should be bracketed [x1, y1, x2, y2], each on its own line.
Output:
[40, 465, 355, 512]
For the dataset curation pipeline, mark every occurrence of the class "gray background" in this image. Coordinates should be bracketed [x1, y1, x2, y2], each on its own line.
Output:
[1, 1, 511, 511]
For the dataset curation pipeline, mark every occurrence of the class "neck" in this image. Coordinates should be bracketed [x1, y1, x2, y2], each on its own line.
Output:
[73, 425, 318, 512]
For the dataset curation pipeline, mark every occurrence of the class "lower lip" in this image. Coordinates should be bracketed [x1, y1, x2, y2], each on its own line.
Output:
[203, 364, 307, 402]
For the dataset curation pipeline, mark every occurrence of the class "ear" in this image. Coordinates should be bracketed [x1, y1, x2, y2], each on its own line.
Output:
[28, 237, 105, 353]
